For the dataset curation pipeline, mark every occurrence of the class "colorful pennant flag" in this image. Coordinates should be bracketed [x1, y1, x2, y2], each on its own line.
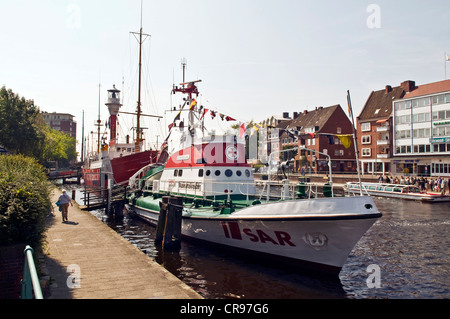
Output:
[239, 123, 246, 138]
[200, 108, 209, 120]
[189, 99, 197, 110]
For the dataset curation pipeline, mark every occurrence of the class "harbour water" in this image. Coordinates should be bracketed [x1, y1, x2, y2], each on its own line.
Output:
[68, 185, 449, 299]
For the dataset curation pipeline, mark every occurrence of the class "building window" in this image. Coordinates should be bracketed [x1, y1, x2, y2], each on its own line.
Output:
[362, 135, 371, 144]
[362, 148, 371, 157]
[336, 127, 341, 134]
[361, 123, 371, 132]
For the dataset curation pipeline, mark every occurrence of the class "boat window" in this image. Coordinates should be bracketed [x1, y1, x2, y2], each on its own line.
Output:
[393, 187, 402, 193]
[215, 170, 221, 176]
[198, 169, 204, 177]
[245, 169, 250, 178]
[385, 187, 393, 192]
[368, 186, 376, 190]
[376, 186, 383, 191]
[179, 169, 183, 177]
[225, 169, 233, 177]
[236, 170, 242, 177]
[205, 170, 211, 176]
[174, 169, 178, 177]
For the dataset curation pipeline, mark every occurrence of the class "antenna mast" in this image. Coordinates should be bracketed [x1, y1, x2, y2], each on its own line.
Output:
[181, 57, 187, 84]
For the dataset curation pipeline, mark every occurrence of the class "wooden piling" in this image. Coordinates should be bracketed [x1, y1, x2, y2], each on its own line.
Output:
[155, 196, 170, 245]
[163, 196, 183, 250]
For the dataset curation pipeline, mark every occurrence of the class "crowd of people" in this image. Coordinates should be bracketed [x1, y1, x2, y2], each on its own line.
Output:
[378, 175, 450, 193]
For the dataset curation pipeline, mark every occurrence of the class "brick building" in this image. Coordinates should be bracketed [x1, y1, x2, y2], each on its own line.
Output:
[41, 112, 77, 138]
[278, 105, 356, 173]
[356, 82, 407, 175]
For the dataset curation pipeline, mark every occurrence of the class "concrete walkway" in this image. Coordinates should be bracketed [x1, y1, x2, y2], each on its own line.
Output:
[43, 188, 202, 299]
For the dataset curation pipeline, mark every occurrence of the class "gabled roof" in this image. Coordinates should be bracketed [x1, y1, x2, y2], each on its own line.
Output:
[277, 105, 341, 138]
[289, 105, 340, 131]
[403, 79, 450, 99]
[358, 86, 404, 121]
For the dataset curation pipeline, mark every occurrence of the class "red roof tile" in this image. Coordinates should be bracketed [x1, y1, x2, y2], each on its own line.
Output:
[403, 79, 450, 99]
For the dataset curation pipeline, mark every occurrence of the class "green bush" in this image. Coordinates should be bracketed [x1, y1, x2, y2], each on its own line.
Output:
[0, 154, 51, 246]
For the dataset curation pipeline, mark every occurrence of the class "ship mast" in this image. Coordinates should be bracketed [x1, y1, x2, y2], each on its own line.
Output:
[95, 83, 102, 154]
[131, 1, 150, 153]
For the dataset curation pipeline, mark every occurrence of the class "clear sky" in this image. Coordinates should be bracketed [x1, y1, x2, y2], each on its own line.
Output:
[1, 0, 450, 155]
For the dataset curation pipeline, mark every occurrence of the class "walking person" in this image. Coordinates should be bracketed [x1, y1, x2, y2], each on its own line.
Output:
[59, 189, 73, 222]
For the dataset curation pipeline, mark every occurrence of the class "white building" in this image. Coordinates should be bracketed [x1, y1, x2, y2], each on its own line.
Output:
[393, 79, 450, 176]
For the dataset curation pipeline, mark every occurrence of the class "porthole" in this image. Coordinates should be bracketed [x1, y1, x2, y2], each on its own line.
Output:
[215, 170, 221, 176]
[174, 169, 178, 177]
[245, 169, 250, 177]
[206, 170, 211, 176]
[236, 170, 242, 177]
[225, 169, 233, 177]
[179, 169, 183, 177]
[198, 169, 204, 177]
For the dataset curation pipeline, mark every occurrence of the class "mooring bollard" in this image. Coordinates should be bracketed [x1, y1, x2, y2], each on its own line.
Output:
[155, 196, 170, 245]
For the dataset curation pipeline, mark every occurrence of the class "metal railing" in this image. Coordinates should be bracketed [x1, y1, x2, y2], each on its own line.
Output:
[152, 178, 336, 205]
[21, 245, 43, 299]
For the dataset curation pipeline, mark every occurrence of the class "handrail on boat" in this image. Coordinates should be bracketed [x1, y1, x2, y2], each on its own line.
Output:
[152, 178, 336, 203]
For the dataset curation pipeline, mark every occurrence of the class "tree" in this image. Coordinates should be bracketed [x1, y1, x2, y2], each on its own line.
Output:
[0, 86, 45, 159]
[0, 86, 77, 166]
[42, 126, 77, 167]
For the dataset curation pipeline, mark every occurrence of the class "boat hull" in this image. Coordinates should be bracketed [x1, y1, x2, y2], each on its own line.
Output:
[83, 150, 157, 187]
[126, 196, 381, 274]
[110, 150, 157, 184]
[344, 183, 450, 202]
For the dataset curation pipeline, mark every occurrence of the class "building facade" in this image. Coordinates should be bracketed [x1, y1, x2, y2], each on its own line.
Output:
[42, 112, 77, 138]
[357, 79, 450, 177]
[356, 82, 407, 175]
[392, 79, 450, 177]
[278, 105, 356, 174]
